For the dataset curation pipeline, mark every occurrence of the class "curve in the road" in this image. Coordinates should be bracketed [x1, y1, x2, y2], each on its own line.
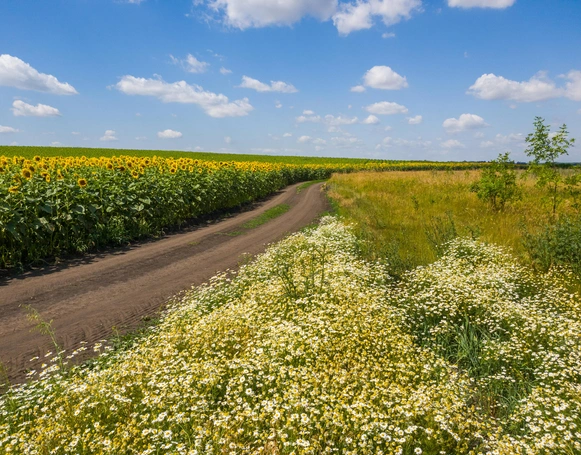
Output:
[0, 182, 329, 385]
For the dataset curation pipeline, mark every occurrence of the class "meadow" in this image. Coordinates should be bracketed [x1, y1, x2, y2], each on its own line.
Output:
[328, 169, 581, 280]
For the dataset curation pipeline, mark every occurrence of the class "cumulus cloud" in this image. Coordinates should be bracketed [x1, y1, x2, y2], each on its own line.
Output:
[100, 130, 118, 141]
[303, 109, 315, 115]
[563, 70, 581, 101]
[333, 0, 421, 35]
[362, 114, 380, 124]
[239, 76, 298, 93]
[468, 72, 563, 103]
[365, 101, 408, 115]
[351, 85, 366, 93]
[448, 0, 516, 8]
[0, 125, 19, 133]
[443, 113, 488, 133]
[201, 0, 420, 35]
[275, 101, 283, 108]
[283, 132, 293, 137]
[171, 54, 210, 73]
[157, 129, 183, 139]
[362, 66, 408, 90]
[114, 75, 253, 118]
[220, 67, 233, 75]
[12, 100, 61, 117]
[441, 139, 465, 149]
[0, 54, 78, 95]
[224, 136, 232, 144]
[407, 115, 422, 125]
[206, 0, 337, 29]
[382, 32, 395, 38]
[297, 135, 312, 143]
[380, 136, 432, 149]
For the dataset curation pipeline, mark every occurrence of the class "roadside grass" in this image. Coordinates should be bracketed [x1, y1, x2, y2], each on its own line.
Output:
[296, 179, 327, 193]
[225, 203, 291, 236]
[327, 170, 579, 278]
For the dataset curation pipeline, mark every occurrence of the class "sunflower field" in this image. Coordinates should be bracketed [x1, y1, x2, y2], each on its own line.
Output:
[0, 154, 332, 269]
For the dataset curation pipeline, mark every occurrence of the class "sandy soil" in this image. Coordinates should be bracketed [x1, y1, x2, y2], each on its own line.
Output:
[0, 182, 329, 384]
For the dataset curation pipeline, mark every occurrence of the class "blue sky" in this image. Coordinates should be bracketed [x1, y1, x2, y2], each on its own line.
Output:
[0, 0, 580, 161]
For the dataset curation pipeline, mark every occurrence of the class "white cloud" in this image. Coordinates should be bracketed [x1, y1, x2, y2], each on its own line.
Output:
[0, 125, 19, 133]
[297, 135, 312, 143]
[296, 113, 358, 126]
[194, 146, 203, 151]
[468, 72, 563, 103]
[448, 0, 516, 8]
[312, 138, 327, 145]
[380, 136, 432, 148]
[324, 114, 358, 125]
[224, 136, 232, 144]
[474, 131, 484, 138]
[333, 0, 421, 35]
[275, 101, 283, 108]
[362, 66, 408, 90]
[71, 131, 81, 135]
[283, 132, 293, 137]
[157, 129, 182, 139]
[443, 113, 488, 133]
[480, 141, 495, 148]
[0, 54, 78, 95]
[303, 109, 315, 115]
[384, 125, 392, 131]
[207, 0, 337, 29]
[331, 136, 359, 146]
[365, 101, 408, 115]
[135, 136, 147, 140]
[100, 130, 118, 141]
[220, 67, 233, 75]
[115, 75, 253, 118]
[362, 114, 380, 124]
[382, 32, 395, 38]
[563, 70, 581, 101]
[351, 85, 366, 93]
[441, 139, 465, 149]
[50, 141, 62, 147]
[125, 0, 146, 3]
[171, 54, 209, 73]
[12, 100, 61, 117]
[407, 115, 422, 125]
[495, 133, 524, 144]
[314, 145, 325, 152]
[239, 75, 298, 93]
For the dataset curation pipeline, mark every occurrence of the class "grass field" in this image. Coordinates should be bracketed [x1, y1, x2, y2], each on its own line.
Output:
[328, 169, 580, 279]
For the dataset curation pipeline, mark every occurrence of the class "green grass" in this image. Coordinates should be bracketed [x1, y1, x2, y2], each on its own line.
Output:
[225, 203, 291, 236]
[296, 179, 327, 193]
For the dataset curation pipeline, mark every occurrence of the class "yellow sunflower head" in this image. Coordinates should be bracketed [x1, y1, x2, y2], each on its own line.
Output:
[8, 185, 19, 194]
[77, 178, 88, 188]
[21, 168, 32, 179]
[33, 155, 42, 162]
[132, 170, 139, 179]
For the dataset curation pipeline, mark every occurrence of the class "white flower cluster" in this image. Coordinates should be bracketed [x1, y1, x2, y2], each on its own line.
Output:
[0, 218, 579, 454]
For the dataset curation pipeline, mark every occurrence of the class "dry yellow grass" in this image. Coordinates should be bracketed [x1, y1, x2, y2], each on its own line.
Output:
[328, 170, 576, 271]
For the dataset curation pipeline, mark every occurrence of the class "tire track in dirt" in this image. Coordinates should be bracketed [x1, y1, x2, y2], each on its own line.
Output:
[0, 182, 329, 384]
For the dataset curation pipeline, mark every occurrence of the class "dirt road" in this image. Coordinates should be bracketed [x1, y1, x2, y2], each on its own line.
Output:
[0, 182, 329, 384]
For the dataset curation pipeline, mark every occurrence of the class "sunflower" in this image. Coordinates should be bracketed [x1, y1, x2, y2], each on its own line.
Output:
[8, 185, 19, 194]
[21, 168, 32, 179]
[33, 155, 42, 162]
[131, 170, 139, 179]
[45, 174, 51, 183]
[77, 178, 88, 188]
[169, 167, 177, 174]
[106, 163, 114, 170]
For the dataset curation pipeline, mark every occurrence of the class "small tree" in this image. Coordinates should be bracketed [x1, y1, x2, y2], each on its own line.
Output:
[471, 152, 519, 211]
[525, 117, 576, 216]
